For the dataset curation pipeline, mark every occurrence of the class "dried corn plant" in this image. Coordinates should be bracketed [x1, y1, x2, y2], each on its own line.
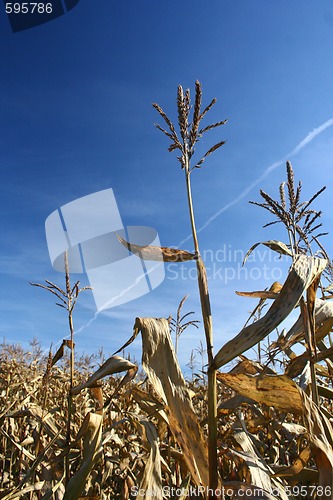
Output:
[113, 86, 333, 497]
[2, 84, 333, 500]
[249, 161, 327, 257]
[31, 251, 92, 485]
[169, 295, 200, 355]
[117, 80, 227, 496]
[214, 162, 333, 498]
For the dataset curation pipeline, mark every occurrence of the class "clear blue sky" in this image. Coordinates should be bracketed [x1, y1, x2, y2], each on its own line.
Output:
[1, 1, 333, 370]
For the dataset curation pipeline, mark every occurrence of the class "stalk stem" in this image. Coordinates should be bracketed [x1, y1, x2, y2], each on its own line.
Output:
[65, 254, 75, 486]
[185, 168, 199, 255]
[185, 162, 218, 498]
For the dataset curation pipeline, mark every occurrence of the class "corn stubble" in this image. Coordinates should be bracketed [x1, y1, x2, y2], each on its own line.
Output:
[2, 83, 333, 499]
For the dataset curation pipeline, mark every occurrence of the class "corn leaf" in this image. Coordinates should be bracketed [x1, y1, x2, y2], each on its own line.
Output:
[278, 298, 333, 350]
[63, 412, 103, 500]
[236, 290, 280, 300]
[116, 233, 195, 262]
[216, 373, 303, 414]
[51, 339, 73, 367]
[271, 445, 311, 478]
[297, 386, 333, 490]
[1, 482, 45, 500]
[134, 317, 209, 488]
[131, 417, 163, 499]
[212, 255, 327, 370]
[231, 428, 288, 499]
[243, 240, 293, 265]
[71, 355, 137, 395]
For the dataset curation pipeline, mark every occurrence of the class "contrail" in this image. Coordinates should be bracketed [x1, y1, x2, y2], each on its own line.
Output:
[290, 118, 333, 156]
[74, 270, 149, 335]
[179, 118, 333, 245]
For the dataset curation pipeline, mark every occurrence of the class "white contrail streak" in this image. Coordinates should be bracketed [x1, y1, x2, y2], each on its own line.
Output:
[74, 270, 149, 335]
[180, 118, 333, 244]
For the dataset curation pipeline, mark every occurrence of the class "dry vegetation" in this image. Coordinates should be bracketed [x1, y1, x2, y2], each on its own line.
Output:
[1, 83, 333, 499]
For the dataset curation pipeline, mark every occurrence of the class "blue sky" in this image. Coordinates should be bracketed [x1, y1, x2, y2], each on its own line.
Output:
[1, 1, 333, 371]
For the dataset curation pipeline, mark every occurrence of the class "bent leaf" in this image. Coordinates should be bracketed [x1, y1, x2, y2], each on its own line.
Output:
[130, 417, 163, 499]
[63, 412, 103, 500]
[271, 445, 311, 478]
[231, 427, 288, 499]
[51, 339, 73, 367]
[236, 281, 282, 300]
[243, 240, 292, 265]
[71, 355, 138, 395]
[134, 317, 209, 488]
[298, 386, 333, 491]
[130, 386, 169, 425]
[116, 233, 195, 262]
[285, 343, 333, 379]
[212, 255, 327, 370]
[277, 298, 333, 350]
[9, 403, 66, 448]
[216, 372, 303, 414]
[236, 290, 280, 300]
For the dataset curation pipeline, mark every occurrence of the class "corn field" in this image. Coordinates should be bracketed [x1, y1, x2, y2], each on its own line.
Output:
[1, 82, 333, 500]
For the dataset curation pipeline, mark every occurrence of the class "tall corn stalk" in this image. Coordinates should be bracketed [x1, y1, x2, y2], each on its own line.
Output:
[250, 161, 327, 404]
[169, 295, 200, 355]
[31, 251, 92, 484]
[153, 81, 227, 496]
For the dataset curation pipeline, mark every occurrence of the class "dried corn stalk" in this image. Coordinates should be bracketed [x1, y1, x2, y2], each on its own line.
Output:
[298, 386, 333, 497]
[133, 317, 209, 488]
[63, 412, 103, 500]
[231, 428, 288, 500]
[131, 417, 163, 499]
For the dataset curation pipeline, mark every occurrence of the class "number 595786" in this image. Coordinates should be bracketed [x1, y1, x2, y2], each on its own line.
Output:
[5, 3, 53, 14]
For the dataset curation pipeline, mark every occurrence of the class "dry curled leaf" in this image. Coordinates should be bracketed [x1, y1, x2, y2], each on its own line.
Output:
[271, 445, 311, 478]
[133, 317, 209, 488]
[71, 355, 138, 395]
[216, 372, 303, 415]
[212, 255, 327, 370]
[63, 413, 103, 500]
[297, 386, 333, 494]
[116, 233, 196, 262]
[243, 240, 292, 265]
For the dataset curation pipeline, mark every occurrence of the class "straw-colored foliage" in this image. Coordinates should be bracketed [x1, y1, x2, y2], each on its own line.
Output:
[2, 84, 333, 499]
